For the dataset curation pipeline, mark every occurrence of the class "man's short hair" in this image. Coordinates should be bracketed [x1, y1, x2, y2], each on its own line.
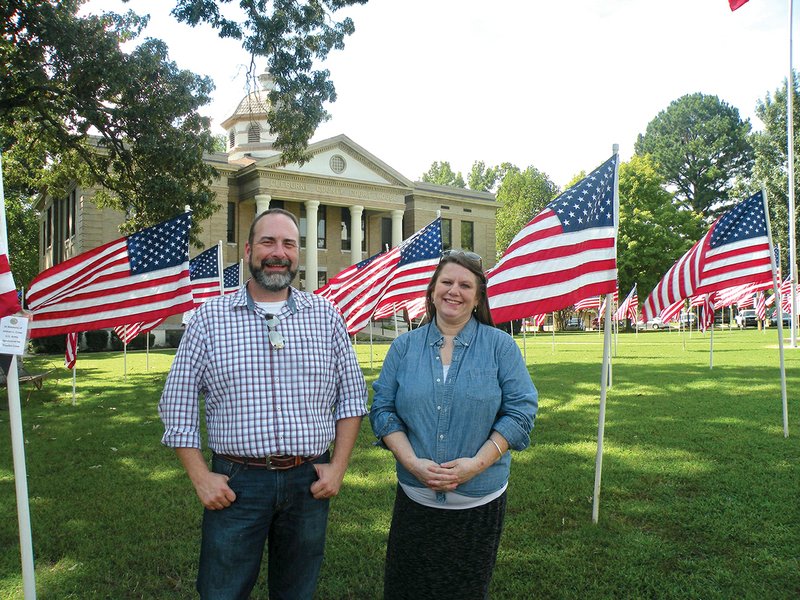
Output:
[248, 208, 300, 246]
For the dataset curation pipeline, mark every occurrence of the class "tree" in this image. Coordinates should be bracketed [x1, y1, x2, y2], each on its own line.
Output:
[2, 0, 366, 241]
[617, 155, 704, 300]
[634, 93, 753, 218]
[467, 161, 498, 192]
[2, 3, 218, 242]
[752, 73, 800, 273]
[494, 165, 558, 258]
[420, 161, 465, 188]
[171, 0, 368, 165]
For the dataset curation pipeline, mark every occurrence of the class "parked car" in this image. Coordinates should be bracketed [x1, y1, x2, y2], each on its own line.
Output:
[564, 317, 584, 331]
[637, 317, 667, 330]
[769, 312, 792, 327]
[736, 309, 758, 328]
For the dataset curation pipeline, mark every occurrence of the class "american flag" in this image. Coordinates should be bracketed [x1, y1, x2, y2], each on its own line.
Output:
[755, 291, 767, 321]
[190, 245, 223, 305]
[699, 294, 715, 332]
[26, 213, 195, 338]
[223, 262, 241, 294]
[488, 155, 618, 324]
[643, 191, 773, 322]
[113, 318, 164, 345]
[659, 298, 685, 324]
[712, 282, 771, 308]
[316, 219, 442, 334]
[64, 332, 78, 369]
[531, 313, 547, 327]
[729, 0, 749, 10]
[574, 295, 601, 311]
[372, 296, 427, 321]
[613, 285, 637, 322]
[599, 289, 619, 317]
[0, 183, 20, 318]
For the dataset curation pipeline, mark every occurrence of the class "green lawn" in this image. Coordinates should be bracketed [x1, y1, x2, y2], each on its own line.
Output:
[1, 328, 799, 599]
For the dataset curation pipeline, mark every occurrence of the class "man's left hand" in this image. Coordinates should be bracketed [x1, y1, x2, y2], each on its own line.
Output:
[310, 463, 346, 499]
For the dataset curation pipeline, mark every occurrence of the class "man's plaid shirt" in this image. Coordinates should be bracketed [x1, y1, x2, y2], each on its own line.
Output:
[159, 285, 367, 457]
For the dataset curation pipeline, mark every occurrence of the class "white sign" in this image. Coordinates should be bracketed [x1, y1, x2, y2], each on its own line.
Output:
[0, 316, 29, 356]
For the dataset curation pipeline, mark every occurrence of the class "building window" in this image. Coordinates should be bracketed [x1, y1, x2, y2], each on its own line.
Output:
[461, 221, 474, 251]
[227, 202, 236, 243]
[300, 205, 327, 249]
[247, 122, 260, 143]
[340, 207, 366, 252]
[381, 217, 392, 252]
[228, 129, 236, 148]
[44, 206, 52, 250]
[330, 154, 346, 174]
[299, 270, 327, 290]
[441, 218, 452, 251]
[68, 189, 77, 238]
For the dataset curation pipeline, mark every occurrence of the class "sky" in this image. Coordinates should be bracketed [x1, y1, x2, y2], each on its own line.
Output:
[82, 0, 792, 188]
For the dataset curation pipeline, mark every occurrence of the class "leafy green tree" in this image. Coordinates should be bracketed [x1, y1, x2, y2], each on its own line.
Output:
[420, 161, 466, 188]
[2, 0, 366, 242]
[752, 73, 800, 272]
[634, 93, 753, 218]
[2, 2, 218, 242]
[617, 155, 704, 300]
[171, 0, 367, 165]
[495, 165, 558, 257]
[467, 161, 498, 192]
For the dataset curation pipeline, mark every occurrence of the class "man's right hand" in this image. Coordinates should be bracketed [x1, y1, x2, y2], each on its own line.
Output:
[175, 448, 237, 510]
[193, 471, 237, 510]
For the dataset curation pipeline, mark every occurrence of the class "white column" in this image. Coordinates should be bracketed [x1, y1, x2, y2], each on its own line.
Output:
[391, 209, 404, 247]
[305, 200, 320, 291]
[255, 193, 271, 216]
[350, 205, 363, 265]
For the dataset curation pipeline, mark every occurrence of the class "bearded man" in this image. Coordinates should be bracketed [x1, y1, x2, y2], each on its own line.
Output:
[159, 208, 367, 600]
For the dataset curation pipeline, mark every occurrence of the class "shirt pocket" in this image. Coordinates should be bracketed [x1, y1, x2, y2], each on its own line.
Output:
[462, 368, 502, 417]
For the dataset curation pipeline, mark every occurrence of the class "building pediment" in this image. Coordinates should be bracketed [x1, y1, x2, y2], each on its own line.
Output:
[255, 134, 414, 189]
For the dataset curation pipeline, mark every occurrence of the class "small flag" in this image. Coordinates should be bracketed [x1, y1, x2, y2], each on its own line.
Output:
[65, 332, 78, 369]
[729, 0, 749, 10]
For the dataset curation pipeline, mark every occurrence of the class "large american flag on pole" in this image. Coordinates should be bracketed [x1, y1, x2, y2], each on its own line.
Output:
[26, 213, 195, 338]
[316, 218, 442, 334]
[613, 285, 638, 322]
[487, 155, 618, 324]
[643, 191, 773, 322]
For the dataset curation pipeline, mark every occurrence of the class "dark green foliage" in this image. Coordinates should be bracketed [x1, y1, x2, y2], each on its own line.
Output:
[752, 72, 800, 271]
[165, 328, 185, 348]
[635, 93, 753, 219]
[110, 331, 155, 351]
[1, 2, 220, 245]
[84, 330, 110, 352]
[170, 0, 368, 165]
[29, 334, 66, 354]
[495, 165, 559, 257]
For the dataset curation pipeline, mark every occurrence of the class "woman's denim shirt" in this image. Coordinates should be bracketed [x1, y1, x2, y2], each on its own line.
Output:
[370, 317, 537, 498]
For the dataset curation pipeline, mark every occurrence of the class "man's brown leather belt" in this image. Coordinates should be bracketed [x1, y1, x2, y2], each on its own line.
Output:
[217, 453, 316, 470]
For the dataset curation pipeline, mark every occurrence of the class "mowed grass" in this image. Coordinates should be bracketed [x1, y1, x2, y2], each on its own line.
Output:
[1, 327, 799, 599]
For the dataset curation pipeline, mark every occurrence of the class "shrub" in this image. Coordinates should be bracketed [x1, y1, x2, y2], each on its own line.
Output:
[85, 330, 109, 352]
[30, 334, 66, 354]
[110, 331, 156, 351]
[165, 328, 184, 348]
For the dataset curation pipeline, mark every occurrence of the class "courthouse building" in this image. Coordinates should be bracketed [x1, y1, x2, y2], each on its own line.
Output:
[37, 74, 498, 296]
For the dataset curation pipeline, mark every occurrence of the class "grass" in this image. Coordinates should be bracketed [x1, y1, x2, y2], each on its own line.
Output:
[1, 328, 799, 599]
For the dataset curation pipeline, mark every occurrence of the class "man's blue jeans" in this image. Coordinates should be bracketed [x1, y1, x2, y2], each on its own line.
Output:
[197, 453, 330, 600]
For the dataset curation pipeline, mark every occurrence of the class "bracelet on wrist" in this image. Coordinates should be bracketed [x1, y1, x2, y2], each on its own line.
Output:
[489, 438, 503, 459]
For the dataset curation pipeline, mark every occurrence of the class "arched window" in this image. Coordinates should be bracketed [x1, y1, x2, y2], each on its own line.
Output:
[247, 122, 261, 143]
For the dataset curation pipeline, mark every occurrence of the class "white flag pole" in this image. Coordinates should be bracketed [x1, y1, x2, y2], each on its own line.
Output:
[709, 323, 714, 370]
[787, 0, 798, 347]
[592, 144, 619, 523]
[762, 186, 789, 437]
[522, 318, 528, 364]
[72, 366, 77, 404]
[551, 312, 555, 352]
[1, 148, 36, 598]
[593, 291, 614, 523]
[146, 330, 150, 372]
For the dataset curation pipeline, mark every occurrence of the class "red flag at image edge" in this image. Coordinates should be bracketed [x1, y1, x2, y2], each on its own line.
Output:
[729, 0, 749, 10]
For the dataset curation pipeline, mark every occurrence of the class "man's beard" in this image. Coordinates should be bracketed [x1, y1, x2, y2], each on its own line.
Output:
[250, 258, 297, 292]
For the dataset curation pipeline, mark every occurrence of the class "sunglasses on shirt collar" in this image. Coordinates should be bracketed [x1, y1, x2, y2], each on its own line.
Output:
[265, 314, 285, 349]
